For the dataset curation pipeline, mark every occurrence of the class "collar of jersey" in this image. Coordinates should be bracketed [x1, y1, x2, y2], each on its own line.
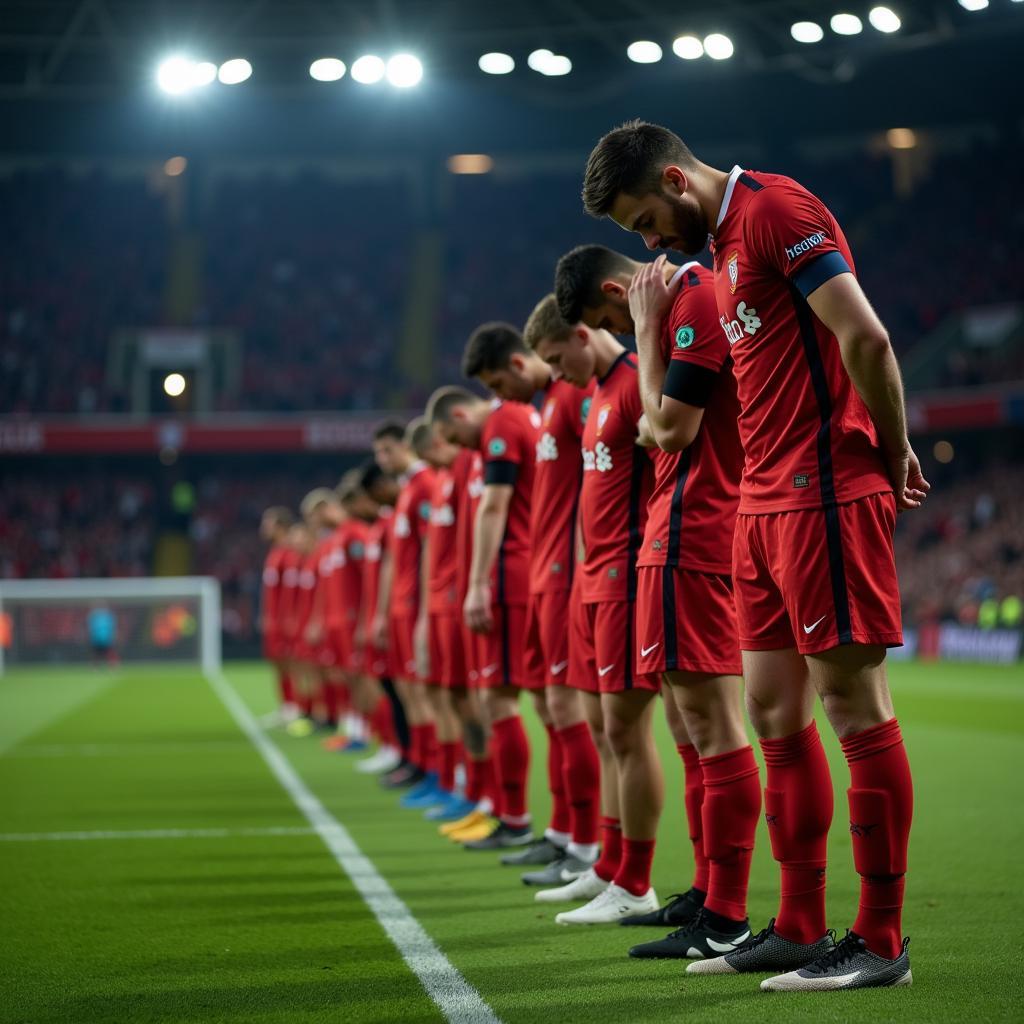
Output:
[715, 164, 745, 232]
[597, 349, 630, 386]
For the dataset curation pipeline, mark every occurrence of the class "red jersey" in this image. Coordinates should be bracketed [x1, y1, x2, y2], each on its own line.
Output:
[578, 353, 653, 602]
[317, 531, 346, 632]
[261, 544, 288, 634]
[711, 166, 890, 514]
[360, 511, 390, 633]
[455, 451, 484, 604]
[480, 400, 538, 607]
[427, 449, 474, 614]
[278, 547, 303, 640]
[293, 551, 319, 632]
[638, 263, 743, 575]
[323, 518, 368, 633]
[388, 462, 436, 618]
[530, 378, 593, 595]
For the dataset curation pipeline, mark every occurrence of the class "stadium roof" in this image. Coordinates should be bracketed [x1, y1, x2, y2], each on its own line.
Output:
[0, 0, 1019, 157]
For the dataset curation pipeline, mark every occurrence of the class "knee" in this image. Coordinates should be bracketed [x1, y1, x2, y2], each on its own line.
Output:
[546, 688, 580, 729]
[604, 715, 639, 759]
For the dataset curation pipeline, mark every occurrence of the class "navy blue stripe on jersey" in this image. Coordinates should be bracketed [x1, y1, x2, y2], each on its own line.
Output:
[665, 448, 692, 567]
[685, 268, 701, 288]
[484, 460, 518, 486]
[738, 172, 764, 192]
[793, 250, 851, 299]
[789, 283, 853, 645]
[663, 361, 718, 407]
[661, 566, 679, 672]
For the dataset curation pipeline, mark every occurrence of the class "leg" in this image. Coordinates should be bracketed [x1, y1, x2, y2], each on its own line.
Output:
[547, 684, 600, 860]
[746, 648, 834, 945]
[603, 689, 663, 896]
[582, 690, 620, 881]
[482, 685, 531, 829]
[809, 644, 912, 960]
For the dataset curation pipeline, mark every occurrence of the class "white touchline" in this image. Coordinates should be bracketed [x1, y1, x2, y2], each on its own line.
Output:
[0, 826, 317, 842]
[206, 670, 502, 1024]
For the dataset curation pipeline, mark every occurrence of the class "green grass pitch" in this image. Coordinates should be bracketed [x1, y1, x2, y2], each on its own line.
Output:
[1, 660, 1022, 1023]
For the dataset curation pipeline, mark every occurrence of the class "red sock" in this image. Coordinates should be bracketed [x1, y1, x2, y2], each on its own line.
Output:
[409, 723, 427, 770]
[559, 722, 600, 846]
[592, 816, 622, 882]
[491, 716, 530, 826]
[336, 683, 350, 718]
[700, 745, 761, 922]
[545, 724, 571, 838]
[614, 837, 656, 897]
[841, 718, 913, 959]
[297, 692, 314, 718]
[760, 722, 834, 944]
[439, 741, 460, 793]
[278, 671, 295, 706]
[370, 697, 393, 745]
[422, 720, 438, 775]
[677, 744, 709, 893]
[468, 754, 495, 807]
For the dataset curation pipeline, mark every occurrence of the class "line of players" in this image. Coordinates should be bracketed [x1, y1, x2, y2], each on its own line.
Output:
[260, 120, 929, 994]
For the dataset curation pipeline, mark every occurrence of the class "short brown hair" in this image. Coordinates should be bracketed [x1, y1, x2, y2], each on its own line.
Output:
[300, 487, 337, 519]
[461, 322, 528, 378]
[405, 416, 434, 456]
[582, 119, 695, 218]
[336, 469, 363, 504]
[523, 294, 574, 350]
[425, 384, 478, 425]
[262, 506, 294, 528]
[554, 246, 636, 324]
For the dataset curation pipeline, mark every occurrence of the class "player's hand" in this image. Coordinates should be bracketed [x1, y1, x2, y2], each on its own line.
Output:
[636, 413, 656, 448]
[886, 443, 931, 512]
[628, 254, 681, 337]
[464, 582, 493, 634]
[371, 613, 388, 650]
[413, 614, 429, 680]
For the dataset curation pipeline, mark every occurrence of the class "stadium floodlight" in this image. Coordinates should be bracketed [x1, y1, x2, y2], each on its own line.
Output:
[672, 35, 704, 59]
[192, 62, 217, 86]
[448, 154, 494, 174]
[527, 48, 554, 72]
[163, 372, 186, 397]
[164, 156, 187, 177]
[830, 13, 864, 34]
[385, 54, 423, 88]
[869, 7, 902, 32]
[886, 127, 917, 149]
[0, 577, 222, 677]
[957, 0, 988, 9]
[309, 58, 346, 82]
[479, 52, 515, 74]
[351, 54, 385, 84]
[218, 58, 252, 85]
[527, 49, 571, 75]
[627, 41, 663, 64]
[157, 56, 196, 95]
[791, 21, 825, 43]
[703, 34, 734, 60]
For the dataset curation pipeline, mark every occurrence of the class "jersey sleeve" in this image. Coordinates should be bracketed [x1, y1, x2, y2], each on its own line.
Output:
[662, 278, 728, 407]
[746, 183, 852, 299]
[482, 404, 524, 486]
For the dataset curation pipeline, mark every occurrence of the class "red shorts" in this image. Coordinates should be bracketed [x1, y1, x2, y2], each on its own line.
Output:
[428, 611, 467, 688]
[525, 590, 591, 692]
[327, 623, 351, 670]
[472, 603, 540, 690]
[262, 630, 286, 661]
[634, 566, 742, 676]
[388, 613, 418, 681]
[733, 492, 902, 656]
[575, 600, 660, 694]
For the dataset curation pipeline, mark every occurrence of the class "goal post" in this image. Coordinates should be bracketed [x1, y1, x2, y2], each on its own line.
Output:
[0, 577, 222, 677]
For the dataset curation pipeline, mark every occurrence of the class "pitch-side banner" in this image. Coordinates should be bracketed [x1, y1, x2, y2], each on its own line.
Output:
[890, 627, 1022, 665]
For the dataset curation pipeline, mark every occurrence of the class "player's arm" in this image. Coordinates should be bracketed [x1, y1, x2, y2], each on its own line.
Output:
[464, 482, 512, 633]
[306, 562, 327, 643]
[806, 273, 930, 511]
[629, 256, 707, 453]
[372, 548, 392, 648]
[414, 534, 431, 679]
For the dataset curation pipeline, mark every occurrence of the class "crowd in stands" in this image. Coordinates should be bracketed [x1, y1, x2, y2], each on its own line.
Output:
[2, 457, 1021, 652]
[1, 135, 1021, 417]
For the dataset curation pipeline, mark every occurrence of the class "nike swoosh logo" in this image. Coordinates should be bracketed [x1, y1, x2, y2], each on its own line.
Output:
[550, 660, 569, 675]
[640, 642, 660, 657]
[706, 931, 750, 953]
[480, 663, 500, 677]
[598, 664, 615, 677]
[803, 615, 827, 635]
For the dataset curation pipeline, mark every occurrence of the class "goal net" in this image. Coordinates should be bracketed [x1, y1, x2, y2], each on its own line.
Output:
[0, 577, 221, 676]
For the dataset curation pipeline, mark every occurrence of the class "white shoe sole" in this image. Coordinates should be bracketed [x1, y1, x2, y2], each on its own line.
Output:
[760, 968, 913, 992]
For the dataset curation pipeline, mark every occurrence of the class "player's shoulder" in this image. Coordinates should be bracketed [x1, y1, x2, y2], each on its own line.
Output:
[742, 171, 832, 222]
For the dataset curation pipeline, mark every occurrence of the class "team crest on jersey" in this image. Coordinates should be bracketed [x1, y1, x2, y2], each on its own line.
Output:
[418, 500, 432, 522]
[675, 325, 695, 349]
[580, 396, 592, 424]
[488, 437, 507, 457]
[543, 399, 555, 424]
[727, 251, 740, 293]
[442, 478, 454, 498]
[596, 403, 612, 436]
